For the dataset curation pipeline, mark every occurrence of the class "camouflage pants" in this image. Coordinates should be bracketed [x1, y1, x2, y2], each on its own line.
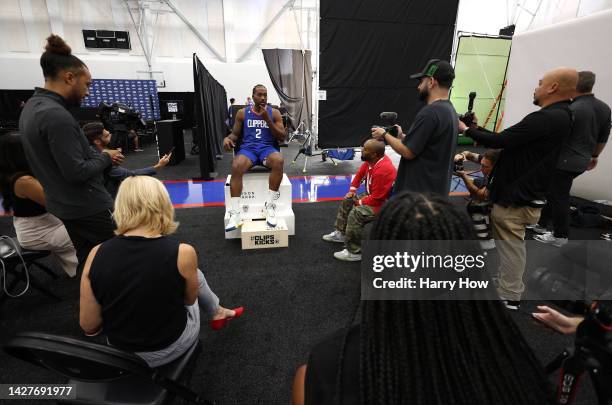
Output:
[334, 193, 376, 253]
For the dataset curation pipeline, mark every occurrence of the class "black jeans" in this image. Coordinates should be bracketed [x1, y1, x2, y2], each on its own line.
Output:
[537, 169, 581, 238]
[61, 209, 116, 268]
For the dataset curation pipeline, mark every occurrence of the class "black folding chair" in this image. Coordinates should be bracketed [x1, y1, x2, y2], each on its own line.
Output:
[0, 236, 60, 304]
[3, 332, 212, 405]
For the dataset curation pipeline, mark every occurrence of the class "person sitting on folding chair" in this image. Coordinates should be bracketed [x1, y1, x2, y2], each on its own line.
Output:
[0, 132, 77, 277]
[79, 176, 243, 367]
[222, 84, 286, 231]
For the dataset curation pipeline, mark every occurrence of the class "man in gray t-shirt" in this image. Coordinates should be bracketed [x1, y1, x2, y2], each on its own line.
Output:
[372, 59, 458, 197]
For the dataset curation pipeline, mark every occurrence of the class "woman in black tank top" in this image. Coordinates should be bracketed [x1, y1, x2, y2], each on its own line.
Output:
[0, 133, 77, 277]
[79, 176, 243, 366]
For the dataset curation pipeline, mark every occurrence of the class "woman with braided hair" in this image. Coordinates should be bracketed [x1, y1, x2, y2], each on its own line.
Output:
[292, 192, 552, 405]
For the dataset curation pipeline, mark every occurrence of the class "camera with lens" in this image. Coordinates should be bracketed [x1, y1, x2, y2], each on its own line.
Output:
[527, 242, 612, 404]
[98, 102, 146, 129]
[454, 159, 464, 173]
[98, 102, 146, 149]
[372, 112, 399, 137]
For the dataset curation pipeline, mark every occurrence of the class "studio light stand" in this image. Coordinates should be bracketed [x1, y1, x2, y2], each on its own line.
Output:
[290, 124, 337, 173]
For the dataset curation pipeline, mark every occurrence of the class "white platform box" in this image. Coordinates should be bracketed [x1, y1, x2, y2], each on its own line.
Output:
[224, 173, 292, 209]
[224, 209, 295, 239]
[241, 218, 289, 250]
[224, 172, 294, 239]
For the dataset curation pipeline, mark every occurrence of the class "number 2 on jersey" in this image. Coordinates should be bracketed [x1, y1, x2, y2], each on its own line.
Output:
[255, 128, 262, 139]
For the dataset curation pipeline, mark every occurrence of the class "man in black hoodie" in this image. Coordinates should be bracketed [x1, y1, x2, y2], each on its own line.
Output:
[20, 34, 124, 266]
[458, 67, 577, 310]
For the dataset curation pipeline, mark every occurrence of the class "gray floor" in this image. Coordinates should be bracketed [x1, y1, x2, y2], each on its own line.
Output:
[0, 133, 605, 404]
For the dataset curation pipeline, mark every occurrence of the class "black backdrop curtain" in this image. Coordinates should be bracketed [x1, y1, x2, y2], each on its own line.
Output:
[0, 89, 34, 129]
[193, 54, 228, 179]
[262, 49, 312, 132]
[318, 0, 459, 148]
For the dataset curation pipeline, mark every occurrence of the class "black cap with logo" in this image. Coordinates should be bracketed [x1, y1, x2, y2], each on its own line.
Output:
[410, 59, 455, 83]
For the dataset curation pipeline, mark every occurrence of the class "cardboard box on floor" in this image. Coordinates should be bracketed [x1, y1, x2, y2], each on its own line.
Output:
[241, 218, 288, 250]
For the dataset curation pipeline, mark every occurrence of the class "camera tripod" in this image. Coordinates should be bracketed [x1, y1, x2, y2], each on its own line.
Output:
[289, 124, 338, 173]
[545, 303, 612, 405]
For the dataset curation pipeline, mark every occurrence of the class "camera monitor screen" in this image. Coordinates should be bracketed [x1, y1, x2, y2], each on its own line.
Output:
[163, 100, 183, 115]
[167, 102, 179, 113]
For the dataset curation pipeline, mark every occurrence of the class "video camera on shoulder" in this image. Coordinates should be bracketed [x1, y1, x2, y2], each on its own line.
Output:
[98, 102, 146, 129]
[459, 92, 477, 127]
[372, 112, 399, 137]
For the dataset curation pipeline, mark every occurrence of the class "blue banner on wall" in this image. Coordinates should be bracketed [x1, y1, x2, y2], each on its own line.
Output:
[82, 79, 160, 121]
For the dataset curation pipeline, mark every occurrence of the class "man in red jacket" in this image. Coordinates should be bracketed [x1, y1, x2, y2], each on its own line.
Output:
[323, 139, 397, 261]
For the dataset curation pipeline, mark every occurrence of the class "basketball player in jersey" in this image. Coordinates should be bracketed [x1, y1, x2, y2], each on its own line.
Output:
[223, 85, 286, 231]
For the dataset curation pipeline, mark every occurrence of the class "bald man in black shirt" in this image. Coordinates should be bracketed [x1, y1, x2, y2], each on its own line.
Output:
[458, 67, 578, 309]
[533, 71, 611, 246]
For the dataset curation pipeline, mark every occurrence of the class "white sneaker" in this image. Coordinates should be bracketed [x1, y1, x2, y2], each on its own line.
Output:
[225, 210, 243, 232]
[502, 300, 521, 310]
[526, 224, 548, 234]
[265, 202, 277, 228]
[534, 232, 568, 247]
[322, 230, 346, 243]
[333, 248, 362, 262]
[479, 239, 496, 250]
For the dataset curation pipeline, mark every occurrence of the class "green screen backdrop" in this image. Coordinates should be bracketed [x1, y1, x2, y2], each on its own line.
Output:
[451, 35, 512, 143]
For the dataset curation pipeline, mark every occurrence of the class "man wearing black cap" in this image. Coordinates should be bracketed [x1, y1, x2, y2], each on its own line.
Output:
[372, 59, 458, 197]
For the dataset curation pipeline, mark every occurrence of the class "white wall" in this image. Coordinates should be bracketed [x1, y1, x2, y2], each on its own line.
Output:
[0, 0, 308, 104]
[504, 9, 612, 202]
[0, 52, 280, 105]
[456, 0, 612, 35]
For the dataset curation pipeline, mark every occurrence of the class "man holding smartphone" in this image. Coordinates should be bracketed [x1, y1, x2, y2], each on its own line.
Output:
[82, 121, 171, 198]
[222, 84, 286, 231]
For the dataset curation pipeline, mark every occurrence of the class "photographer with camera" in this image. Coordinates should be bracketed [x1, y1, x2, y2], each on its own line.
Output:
[454, 149, 499, 200]
[458, 67, 578, 310]
[98, 102, 145, 152]
[455, 149, 500, 249]
[371, 59, 457, 197]
[532, 71, 611, 247]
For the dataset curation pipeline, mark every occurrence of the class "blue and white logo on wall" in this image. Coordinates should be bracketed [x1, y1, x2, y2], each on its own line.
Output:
[82, 79, 161, 121]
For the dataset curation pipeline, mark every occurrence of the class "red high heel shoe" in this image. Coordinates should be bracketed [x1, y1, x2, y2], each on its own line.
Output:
[210, 307, 244, 330]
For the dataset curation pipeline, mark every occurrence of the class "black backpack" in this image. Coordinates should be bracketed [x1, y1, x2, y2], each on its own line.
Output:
[570, 205, 601, 228]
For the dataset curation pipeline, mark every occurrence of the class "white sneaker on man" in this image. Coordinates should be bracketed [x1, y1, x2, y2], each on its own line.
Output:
[225, 210, 243, 232]
[534, 232, 568, 247]
[322, 230, 346, 243]
[479, 239, 496, 250]
[526, 224, 548, 234]
[333, 249, 362, 262]
[265, 202, 277, 227]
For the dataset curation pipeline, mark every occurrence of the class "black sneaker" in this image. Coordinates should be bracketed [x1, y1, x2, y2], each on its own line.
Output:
[502, 300, 521, 310]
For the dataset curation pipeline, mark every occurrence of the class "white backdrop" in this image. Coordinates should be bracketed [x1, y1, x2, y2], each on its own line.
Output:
[504, 9, 612, 202]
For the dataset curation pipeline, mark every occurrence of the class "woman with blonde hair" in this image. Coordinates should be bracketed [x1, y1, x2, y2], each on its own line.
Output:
[79, 176, 243, 366]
